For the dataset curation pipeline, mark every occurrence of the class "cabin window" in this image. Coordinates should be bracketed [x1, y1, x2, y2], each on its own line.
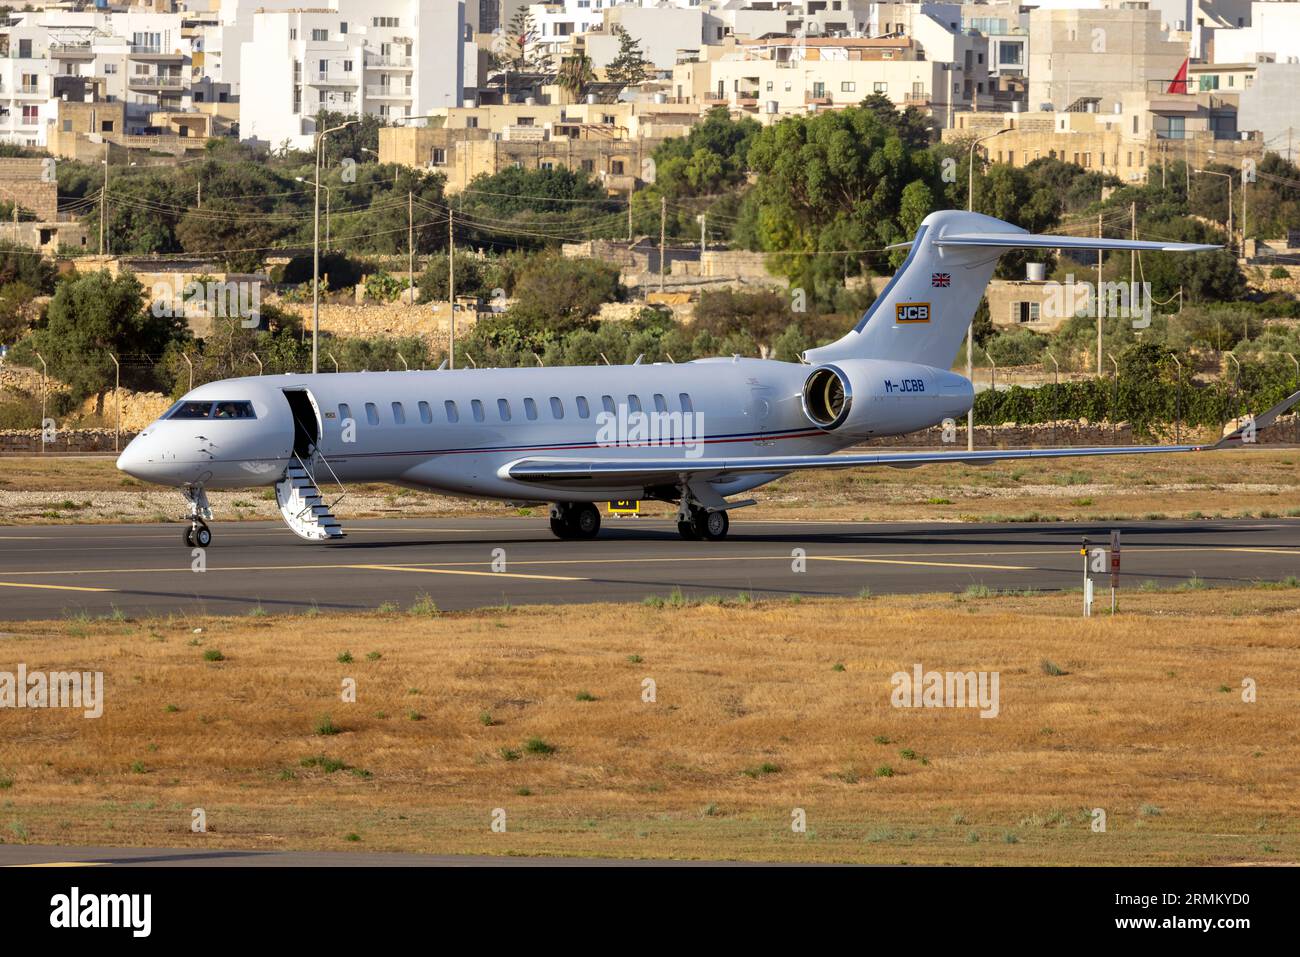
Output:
[679, 393, 693, 414]
[471, 399, 485, 422]
[626, 395, 642, 413]
[444, 400, 459, 423]
[364, 402, 380, 426]
[601, 395, 615, 414]
[653, 393, 667, 413]
[523, 397, 538, 420]
[576, 396, 590, 418]
[418, 401, 432, 424]
[391, 401, 406, 424]
[338, 403, 352, 424]
[549, 397, 564, 418]
[497, 398, 511, 421]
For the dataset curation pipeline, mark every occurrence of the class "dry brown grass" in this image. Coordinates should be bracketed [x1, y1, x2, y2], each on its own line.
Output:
[2, 448, 1299, 525]
[1, 585, 1297, 863]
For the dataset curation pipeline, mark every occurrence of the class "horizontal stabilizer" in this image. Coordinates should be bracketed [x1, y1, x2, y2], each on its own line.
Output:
[933, 233, 1220, 253]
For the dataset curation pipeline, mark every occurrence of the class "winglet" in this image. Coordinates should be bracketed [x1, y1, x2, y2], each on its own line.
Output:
[1213, 388, 1300, 448]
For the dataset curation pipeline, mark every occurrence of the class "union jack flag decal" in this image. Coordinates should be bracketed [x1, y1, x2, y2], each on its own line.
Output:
[931, 272, 951, 287]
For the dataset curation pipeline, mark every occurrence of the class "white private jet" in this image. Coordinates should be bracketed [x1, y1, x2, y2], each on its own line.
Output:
[116, 210, 1300, 547]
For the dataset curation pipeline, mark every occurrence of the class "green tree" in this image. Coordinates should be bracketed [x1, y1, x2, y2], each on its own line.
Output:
[0, 280, 36, 344]
[0, 240, 57, 292]
[492, 255, 623, 344]
[605, 25, 649, 87]
[25, 272, 183, 399]
[307, 111, 388, 167]
[745, 101, 944, 304]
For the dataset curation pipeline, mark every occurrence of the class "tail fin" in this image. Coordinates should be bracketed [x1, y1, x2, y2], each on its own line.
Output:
[803, 209, 1217, 370]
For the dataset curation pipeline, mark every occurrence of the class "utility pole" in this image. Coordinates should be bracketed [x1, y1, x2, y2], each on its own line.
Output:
[1097, 212, 1104, 377]
[1241, 167, 1248, 259]
[196, 179, 201, 209]
[627, 197, 633, 243]
[659, 195, 666, 293]
[99, 155, 108, 256]
[1130, 201, 1136, 300]
[448, 204, 455, 371]
[699, 212, 706, 257]
[311, 119, 359, 374]
[407, 190, 414, 309]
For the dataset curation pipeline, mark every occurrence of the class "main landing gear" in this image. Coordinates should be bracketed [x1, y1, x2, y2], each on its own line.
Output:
[677, 505, 729, 541]
[181, 484, 214, 548]
[549, 502, 602, 540]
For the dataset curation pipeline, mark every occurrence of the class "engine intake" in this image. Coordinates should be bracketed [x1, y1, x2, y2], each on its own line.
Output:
[802, 365, 852, 429]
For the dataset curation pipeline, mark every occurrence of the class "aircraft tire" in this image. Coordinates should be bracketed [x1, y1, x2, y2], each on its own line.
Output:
[549, 508, 576, 540]
[571, 503, 601, 539]
[692, 508, 729, 541]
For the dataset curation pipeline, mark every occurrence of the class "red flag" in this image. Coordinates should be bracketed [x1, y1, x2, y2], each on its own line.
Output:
[1167, 58, 1189, 94]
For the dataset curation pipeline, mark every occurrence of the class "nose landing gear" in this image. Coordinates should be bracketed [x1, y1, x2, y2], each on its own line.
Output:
[181, 484, 214, 548]
[184, 520, 212, 548]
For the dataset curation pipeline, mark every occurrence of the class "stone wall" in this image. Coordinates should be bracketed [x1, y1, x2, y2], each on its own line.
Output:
[0, 429, 134, 454]
[74, 390, 172, 432]
[305, 302, 474, 340]
[0, 158, 59, 222]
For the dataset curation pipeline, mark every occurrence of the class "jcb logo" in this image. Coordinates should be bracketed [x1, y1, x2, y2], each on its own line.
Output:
[895, 302, 931, 324]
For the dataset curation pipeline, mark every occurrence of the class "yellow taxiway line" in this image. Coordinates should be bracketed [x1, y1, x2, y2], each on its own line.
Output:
[351, 563, 588, 582]
[0, 581, 117, 593]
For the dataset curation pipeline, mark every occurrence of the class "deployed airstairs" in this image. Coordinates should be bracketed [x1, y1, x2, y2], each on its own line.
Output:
[275, 453, 346, 541]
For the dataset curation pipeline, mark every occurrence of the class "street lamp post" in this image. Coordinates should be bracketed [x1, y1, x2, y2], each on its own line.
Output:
[295, 177, 332, 250]
[965, 127, 1011, 451]
[311, 120, 360, 374]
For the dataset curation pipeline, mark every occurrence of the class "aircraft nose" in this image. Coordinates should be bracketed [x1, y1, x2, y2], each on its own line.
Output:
[116, 432, 153, 479]
[116, 434, 146, 475]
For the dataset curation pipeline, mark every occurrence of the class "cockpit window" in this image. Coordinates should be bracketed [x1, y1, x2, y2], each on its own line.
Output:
[213, 401, 256, 419]
[167, 400, 256, 420]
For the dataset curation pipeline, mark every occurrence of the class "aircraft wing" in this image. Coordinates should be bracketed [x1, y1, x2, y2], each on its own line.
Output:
[500, 390, 1300, 488]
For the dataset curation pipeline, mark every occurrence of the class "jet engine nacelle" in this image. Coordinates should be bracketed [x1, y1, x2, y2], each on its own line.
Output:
[800, 359, 974, 437]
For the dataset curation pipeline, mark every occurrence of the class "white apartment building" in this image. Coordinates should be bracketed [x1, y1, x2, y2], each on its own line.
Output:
[718, 0, 873, 39]
[671, 35, 956, 119]
[584, 6, 717, 70]
[238, 0, 466, 151]
[0, 16, 55, 146]
[34, 8, 204, 130]
[1211, 0, 1300, 64]
[961, 1, 1029, 78]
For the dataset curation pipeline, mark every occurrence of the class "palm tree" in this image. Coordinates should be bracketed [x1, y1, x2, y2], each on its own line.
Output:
[557, 53, 596, 101]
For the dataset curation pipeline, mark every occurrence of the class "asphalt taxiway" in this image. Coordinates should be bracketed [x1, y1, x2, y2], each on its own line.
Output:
[0, 517, 1297, 619]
